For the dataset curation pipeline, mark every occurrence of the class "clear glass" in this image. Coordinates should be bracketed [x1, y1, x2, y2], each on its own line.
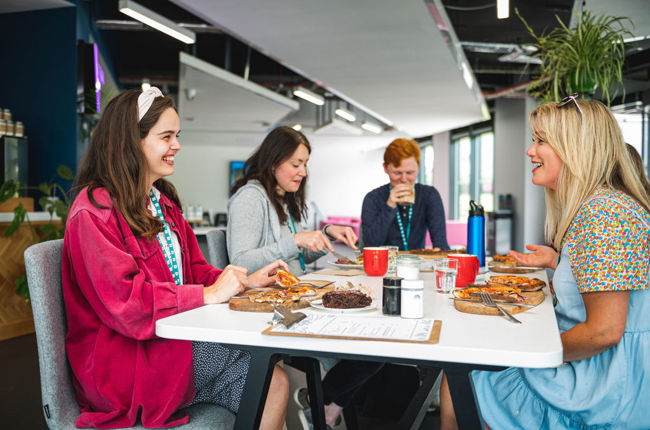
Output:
[385, 246, 399, 275]
[435, 258, 458, 294]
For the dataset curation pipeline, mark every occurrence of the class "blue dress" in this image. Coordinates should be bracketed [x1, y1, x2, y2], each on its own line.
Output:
[471, 190, 650, 429]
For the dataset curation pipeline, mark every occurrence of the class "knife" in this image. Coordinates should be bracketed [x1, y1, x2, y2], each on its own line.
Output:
[450, 298, 536, 308]
[330, 250, 355, 264]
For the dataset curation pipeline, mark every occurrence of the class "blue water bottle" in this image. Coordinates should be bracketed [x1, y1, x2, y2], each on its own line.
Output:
[467, 200, 486, 267]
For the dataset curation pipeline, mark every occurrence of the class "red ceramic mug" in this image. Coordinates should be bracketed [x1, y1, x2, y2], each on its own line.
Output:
[448, 254, 479, 287]
[363, 247, 388, 277]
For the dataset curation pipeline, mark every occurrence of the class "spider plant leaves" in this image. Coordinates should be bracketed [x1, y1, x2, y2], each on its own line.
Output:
[516, 9, 633, 104]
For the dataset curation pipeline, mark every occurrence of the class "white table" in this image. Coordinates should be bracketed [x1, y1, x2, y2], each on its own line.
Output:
[157, 269, 562, 429]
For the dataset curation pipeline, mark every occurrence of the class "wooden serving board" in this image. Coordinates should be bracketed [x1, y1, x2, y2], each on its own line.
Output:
[229, 285, 335, 313]
[453, 290, 545, 316]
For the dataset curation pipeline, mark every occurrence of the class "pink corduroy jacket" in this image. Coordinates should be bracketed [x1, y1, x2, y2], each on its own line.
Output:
[62, 187, 222, 428]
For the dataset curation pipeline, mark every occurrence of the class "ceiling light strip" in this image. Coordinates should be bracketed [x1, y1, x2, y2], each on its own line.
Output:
[334, 108, 356, 122]
[119, 0, 196, 44]
[293, 87, 325, 106]
[361, 122, 382, 134]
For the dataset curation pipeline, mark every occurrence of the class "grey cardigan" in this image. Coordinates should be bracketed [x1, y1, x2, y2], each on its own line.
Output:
[227, 180, 326, 273]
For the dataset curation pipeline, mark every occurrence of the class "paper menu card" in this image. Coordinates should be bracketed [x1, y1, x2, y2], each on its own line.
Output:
[263, 312, 441, 344]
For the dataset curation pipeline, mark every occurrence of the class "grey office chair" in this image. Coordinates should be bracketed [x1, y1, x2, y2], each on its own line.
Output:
[206, 228, 229, 269]
[24, 239, 235, 429]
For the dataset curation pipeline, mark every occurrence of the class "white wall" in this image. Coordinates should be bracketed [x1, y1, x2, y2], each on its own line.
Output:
[494, 97, 546, 251]
[168, 130, 399, 218]
[432, 131, 451, 218]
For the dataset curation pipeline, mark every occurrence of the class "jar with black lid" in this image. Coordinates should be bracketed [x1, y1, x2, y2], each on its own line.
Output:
[382, 276, 402, 315]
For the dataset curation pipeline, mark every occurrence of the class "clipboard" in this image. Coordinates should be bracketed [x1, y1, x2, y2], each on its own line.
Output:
[262, 316, 441, 344]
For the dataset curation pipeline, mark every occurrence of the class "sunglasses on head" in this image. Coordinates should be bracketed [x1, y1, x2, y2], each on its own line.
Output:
[557, 93, 583, 115]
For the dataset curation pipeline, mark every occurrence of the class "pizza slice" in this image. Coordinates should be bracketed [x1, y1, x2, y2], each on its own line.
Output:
[276, 268, 300, 287]
[487, 275, 546, 292]
[491, 254, 516, 265]
[454, 285, 525, 303]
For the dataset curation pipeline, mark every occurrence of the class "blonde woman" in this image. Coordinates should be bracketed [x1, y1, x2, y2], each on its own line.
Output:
[441, 97, 650, 429]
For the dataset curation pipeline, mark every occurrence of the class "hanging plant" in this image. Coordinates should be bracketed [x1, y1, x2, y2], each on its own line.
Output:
[517, 9, 633, 104]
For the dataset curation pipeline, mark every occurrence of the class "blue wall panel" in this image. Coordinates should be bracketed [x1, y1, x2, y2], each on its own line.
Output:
[0, 6, 77, 193]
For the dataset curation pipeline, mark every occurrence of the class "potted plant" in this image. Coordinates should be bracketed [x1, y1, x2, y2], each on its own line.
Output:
[517, 9, 633, 104]
[0, 164, 74, 299]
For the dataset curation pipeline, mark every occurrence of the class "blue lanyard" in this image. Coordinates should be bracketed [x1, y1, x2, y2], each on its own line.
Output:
[389, 184, 412, 251]
[287, 212, 306, 273]
[149, 190, 181, 285]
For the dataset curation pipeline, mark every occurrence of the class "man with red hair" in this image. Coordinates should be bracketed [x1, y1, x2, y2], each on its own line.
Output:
[361, 138, 449, 250]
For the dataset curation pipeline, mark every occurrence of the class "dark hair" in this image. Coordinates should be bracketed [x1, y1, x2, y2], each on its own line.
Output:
[75, 89, 181, 237]
[232, 126, 311, 223]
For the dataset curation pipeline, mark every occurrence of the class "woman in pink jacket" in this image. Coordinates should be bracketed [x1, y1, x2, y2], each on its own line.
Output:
[62, 88, 289, 429]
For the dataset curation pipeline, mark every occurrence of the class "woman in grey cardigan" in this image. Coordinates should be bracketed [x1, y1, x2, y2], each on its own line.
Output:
[227, 126, 357, 274]
[227, 126, 383, 429]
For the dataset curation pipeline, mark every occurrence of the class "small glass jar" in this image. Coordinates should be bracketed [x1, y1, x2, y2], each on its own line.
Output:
[3, 108, 11, 121]
[0, 119, 6, 136]
[396, 254, 421, 280]
[400, 279, 423, 319]
[14, 121, 24, 137]
[382, 276, 402, 315]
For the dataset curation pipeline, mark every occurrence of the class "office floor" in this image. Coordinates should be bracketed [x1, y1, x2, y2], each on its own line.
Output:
[0, 334, 440, 430]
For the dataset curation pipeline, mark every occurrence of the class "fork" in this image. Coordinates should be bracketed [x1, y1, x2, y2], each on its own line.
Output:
[479, 291, 522, 324]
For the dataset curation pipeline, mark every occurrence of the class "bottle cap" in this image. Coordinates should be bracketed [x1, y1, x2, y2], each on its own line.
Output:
[469, 200, 484, 217]
[383, 276, 403, 287]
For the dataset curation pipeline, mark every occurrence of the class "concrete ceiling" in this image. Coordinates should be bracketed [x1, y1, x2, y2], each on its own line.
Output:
[172, 0, 487, 137]
[0, 0, 72, 14]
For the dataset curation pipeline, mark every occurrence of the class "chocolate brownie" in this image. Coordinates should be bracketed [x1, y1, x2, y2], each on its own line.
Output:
[322, 290, 372, 309]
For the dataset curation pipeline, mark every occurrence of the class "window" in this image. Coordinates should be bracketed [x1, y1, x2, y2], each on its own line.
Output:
[613, 104, 649, 175]
[450, 127, 494, 220]
[418, 143, 434, 185]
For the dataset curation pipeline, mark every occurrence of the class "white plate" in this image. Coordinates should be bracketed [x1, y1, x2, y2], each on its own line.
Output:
[327, 260, 363, 269]
[309, 299, 377, 313]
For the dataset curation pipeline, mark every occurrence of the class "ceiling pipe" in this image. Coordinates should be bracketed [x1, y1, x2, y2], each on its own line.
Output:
[95, 19, 223, 33]
[482, 76, 550, 100]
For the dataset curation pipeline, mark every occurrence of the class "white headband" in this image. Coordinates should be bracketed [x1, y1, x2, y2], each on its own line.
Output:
[137, 87, 164, 122]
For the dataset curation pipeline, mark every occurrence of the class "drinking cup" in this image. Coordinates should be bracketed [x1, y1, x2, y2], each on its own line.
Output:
[401, 184, 416, 206]
[448, 254, 479, 287]
[434, 258, 458, 294]
[385, 245, 399, 275]
[363, 247, 389, 277]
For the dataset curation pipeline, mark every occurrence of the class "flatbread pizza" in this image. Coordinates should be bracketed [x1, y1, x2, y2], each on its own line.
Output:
[275, 268, 300, 287]
[487, 275, 546, 292]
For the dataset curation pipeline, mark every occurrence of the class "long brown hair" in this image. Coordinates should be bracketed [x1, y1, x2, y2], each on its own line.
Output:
[231, 126, 311, 223]
[75, 89, 181, 237]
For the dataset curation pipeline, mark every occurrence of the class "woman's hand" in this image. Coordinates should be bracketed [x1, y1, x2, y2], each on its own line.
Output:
[294, 231, 334, 252]
[324, 225, 358, 249]
[509, 244, 558, 270]
[247, 259, 289, 288]
[203, 265, 249, 304]
[387, 184, 413, 208]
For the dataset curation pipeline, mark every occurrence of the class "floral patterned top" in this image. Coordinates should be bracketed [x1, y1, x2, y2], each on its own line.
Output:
[562, 187, 650, 293]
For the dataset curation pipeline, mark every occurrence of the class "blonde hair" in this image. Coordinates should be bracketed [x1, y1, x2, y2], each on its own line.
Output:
[530, 99, 650, 249]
